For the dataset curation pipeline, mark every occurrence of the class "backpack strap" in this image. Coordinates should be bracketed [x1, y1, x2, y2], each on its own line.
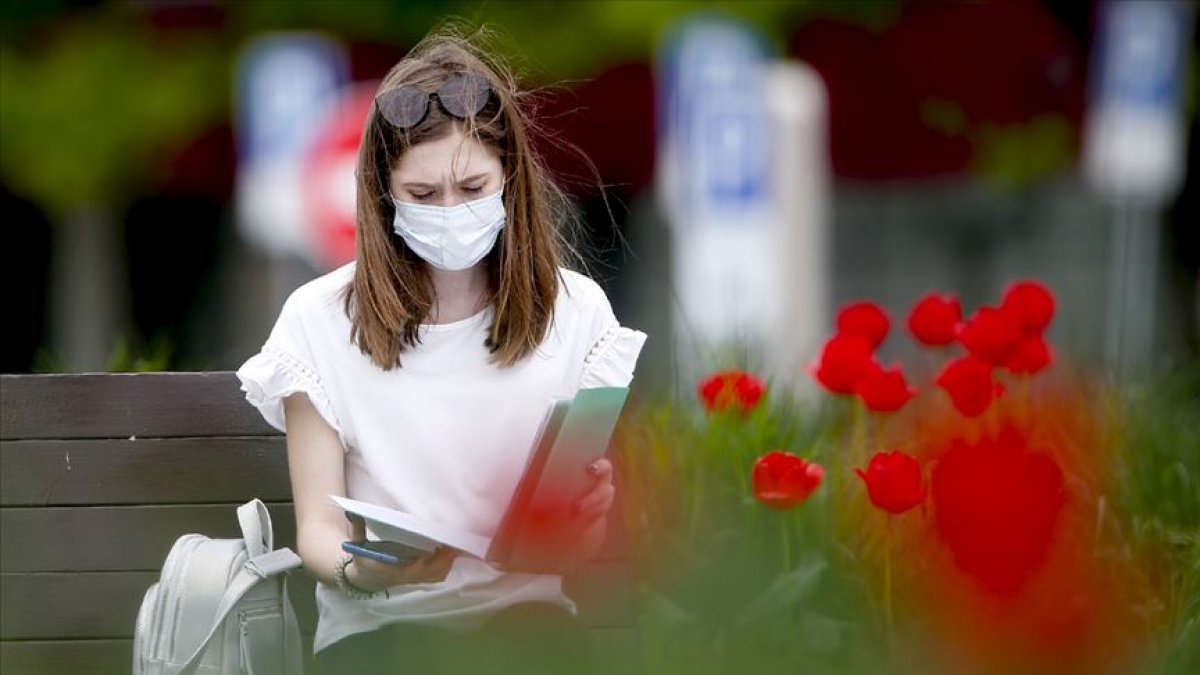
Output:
[237, 499, 274, 558]
[177, 548, 303, 675]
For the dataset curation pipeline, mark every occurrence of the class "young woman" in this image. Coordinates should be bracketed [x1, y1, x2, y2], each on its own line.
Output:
[236, 27, 646, 673]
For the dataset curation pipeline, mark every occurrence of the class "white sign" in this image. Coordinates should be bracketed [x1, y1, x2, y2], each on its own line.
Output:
[234, 33, 348, 262]
[1084, 0, 1193, 204]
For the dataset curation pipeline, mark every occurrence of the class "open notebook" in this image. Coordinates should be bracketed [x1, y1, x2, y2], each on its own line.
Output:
[330, 386, 630, 574]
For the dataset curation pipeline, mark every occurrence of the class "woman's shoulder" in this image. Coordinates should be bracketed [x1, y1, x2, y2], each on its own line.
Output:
[281, 262, 356, 322]
[556, 266, 610, 313]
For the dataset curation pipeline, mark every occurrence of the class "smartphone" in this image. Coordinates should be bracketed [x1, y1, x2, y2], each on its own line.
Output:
[341, 540, 425, 566]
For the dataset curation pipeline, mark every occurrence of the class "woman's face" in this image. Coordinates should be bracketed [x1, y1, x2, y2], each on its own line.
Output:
[389, 128, 503, 207]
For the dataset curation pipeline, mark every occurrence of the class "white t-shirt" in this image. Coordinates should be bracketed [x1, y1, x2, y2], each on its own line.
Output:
[235, 262, 647, 653]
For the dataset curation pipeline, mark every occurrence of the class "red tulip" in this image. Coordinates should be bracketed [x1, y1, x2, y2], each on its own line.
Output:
[856, 450, 926, 514]
[837, 301, 890, 349]
[753, 450, 824, 510]
[1002, 280, 1055, 335]
[936, 355, 997, 417]
[931, 427, 1066, 595]
[854, 363, 916, 412]
[908, 292, 962, 346]
[1004, 335, 1053, 375]
[698, 369, 766, 414]
[957, 305, 1021, 365]
[812, 334, 877, 395]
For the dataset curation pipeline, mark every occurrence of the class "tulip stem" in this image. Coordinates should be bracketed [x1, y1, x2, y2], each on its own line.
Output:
[781, 514, 792, 573]
[852, 401, 866, 467]
[883, 520, 895, 644]
[782, 514, 796, 628]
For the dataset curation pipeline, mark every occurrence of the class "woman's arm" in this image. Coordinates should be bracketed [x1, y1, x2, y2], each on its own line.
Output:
[283, 392, 353, 587]
[283, 392, 456, 591]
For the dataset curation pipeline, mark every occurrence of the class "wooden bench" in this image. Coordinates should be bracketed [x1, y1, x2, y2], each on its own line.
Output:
[0, 372, 633, 674]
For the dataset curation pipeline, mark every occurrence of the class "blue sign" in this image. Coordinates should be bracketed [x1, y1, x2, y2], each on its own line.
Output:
[1093, 0, 1190, 112]
[659, 16, 772, 221]
[235, 33, 348, 164]
[1085, 0, 1193, 203]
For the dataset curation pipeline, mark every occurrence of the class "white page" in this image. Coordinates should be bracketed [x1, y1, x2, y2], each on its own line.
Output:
[329, 495, 492, 559]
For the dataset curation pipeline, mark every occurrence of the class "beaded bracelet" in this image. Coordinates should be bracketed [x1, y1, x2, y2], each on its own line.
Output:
[333, 555, 386, 600]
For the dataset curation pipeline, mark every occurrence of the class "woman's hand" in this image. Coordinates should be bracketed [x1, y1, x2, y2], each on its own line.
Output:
[568, 458, 615, 565]
[573, 458, 615, 523]
[343, 514, 457, 592]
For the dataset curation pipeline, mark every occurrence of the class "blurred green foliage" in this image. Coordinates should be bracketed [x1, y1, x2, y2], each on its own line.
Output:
[1117, 368, 1200, 537]
[32, 332, 174, 373]
[0, 0, 901, 216]
[0, 8, 227, 213]
[613, 387, 890, 674]
[1114, 366, 1200, 674]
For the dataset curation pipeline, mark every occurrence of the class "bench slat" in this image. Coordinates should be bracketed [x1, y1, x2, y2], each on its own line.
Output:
[1, 503, 626, 573]
[0, 438, 291, 506]
[0, 561, 632, 641]
[0, 572, 316, 641]
[0, 373, 276, 440]
[0, 504, 297, 573]
[1, 639, 132, 675]
[0, 630, 636, 675]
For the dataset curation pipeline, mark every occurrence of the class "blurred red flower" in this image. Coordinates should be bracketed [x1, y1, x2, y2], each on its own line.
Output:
[1002, 280, 1055, 335]
[856, 450, 926, 514]
[753, 450, 824, 510]
[837, 301, 891, 349]
[957, 305, 1021, 365]
[936, 356, 997, 417]
[908, 292, 962, 346]
[812, 334, 877, 394]
[854, 363, 916, 412]
[931, 427, 1066, 595]
[1005, 335, 1053, 375]
[698, 369, 766, 414]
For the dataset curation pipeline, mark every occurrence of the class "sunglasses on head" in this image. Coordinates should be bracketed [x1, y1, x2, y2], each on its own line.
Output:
[375, 73, 493, 129]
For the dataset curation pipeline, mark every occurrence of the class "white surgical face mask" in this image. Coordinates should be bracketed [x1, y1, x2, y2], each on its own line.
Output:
[391, 187, 506, 270]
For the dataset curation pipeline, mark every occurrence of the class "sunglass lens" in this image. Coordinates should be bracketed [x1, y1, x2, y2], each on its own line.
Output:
[438, 74, 491, 119]
[377, 87, 428, 128]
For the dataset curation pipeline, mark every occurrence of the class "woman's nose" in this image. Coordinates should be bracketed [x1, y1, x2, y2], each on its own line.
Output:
[435, 190, 474, 207]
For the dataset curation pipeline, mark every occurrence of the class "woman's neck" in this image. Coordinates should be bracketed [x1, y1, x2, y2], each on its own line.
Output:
[426, 263, 489, 324]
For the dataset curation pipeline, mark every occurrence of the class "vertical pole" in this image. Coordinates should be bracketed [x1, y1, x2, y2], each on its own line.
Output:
[764, 61, 830, 398]
[1105, 200, 1130, 372]
[50, 206, 128, 371]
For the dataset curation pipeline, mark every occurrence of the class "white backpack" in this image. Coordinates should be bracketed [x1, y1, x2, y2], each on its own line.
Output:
[134, 499, 305, 675]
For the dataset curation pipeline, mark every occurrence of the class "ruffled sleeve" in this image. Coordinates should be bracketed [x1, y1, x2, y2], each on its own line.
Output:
[235, 294, 348, 449]
[580, 319, 648, 389]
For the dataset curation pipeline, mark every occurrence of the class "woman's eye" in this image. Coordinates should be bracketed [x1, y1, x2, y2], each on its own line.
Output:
[411, 192, 435, 201]
[463, 185, 484, 194]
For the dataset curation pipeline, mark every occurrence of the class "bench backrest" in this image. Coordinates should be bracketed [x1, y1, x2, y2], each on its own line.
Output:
[0, 372, 631, 674]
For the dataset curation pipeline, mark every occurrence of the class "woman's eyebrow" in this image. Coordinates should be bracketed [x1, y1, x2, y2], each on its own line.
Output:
[400, 181, 438, 190]
[400, 173, 491, 190]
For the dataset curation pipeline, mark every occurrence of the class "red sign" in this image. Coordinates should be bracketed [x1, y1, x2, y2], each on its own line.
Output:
[303, 82, 378, 270]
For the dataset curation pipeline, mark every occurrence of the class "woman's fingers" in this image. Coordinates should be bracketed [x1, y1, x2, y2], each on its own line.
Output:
[346, 513, 367, 541]
[348, 546, 456, 589]
[587, 458, 613, 482]
[403, 547, 456, 583]
[574, 482, 615, 520]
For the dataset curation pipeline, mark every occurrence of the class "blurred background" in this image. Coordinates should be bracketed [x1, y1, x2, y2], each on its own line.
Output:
[2, 0, 1196, 389]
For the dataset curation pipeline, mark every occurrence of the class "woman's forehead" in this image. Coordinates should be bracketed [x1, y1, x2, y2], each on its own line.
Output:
[391, 130, 501, 183]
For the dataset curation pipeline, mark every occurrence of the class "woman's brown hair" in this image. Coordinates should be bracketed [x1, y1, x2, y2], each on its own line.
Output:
[345, 24, 581, 370]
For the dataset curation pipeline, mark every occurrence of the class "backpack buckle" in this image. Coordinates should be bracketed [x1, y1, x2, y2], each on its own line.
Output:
[246, 548, 302, 578]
